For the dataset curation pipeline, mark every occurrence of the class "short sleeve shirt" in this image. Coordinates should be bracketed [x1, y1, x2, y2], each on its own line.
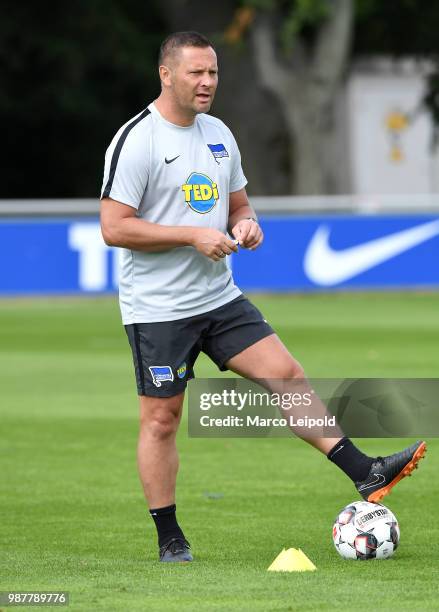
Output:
[101, 102, 247, 324]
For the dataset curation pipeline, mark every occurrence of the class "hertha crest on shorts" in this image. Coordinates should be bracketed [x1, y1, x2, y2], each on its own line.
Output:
[148, 365, 174, 387]
[207, 143, 229, 163]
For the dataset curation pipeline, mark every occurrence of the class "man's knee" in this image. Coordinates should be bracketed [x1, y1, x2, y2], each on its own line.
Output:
[290, 361, 306, 379]
[139, 394, 183, 440]
[275, 358, 306, 380]
[146, 413, 179, 440]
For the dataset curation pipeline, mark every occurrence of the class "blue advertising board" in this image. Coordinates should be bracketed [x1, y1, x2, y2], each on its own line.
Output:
[0, 215, 438, 294]
[233, 215, 439, 290]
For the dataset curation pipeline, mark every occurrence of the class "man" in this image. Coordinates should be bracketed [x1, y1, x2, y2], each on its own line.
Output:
[100, 31, 426, 563]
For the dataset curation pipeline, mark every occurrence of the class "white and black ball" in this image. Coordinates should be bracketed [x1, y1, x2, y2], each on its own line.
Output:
[333, 501, 400, 560]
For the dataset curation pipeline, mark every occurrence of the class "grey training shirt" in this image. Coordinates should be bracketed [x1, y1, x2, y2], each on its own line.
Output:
[101, 102, 247, 324]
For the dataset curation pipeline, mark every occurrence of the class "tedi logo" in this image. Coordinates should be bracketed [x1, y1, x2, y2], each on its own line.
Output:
[182, 172, 219, 214]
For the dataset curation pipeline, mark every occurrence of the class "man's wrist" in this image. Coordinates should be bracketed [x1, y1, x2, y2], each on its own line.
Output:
[227, 215, 258, 235]
[186, 226, 200, 247]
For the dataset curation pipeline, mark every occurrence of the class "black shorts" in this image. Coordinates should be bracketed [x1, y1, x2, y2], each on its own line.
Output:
[124, 295, 274, 397]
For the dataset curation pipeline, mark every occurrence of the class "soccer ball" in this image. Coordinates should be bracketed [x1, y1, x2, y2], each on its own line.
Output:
[333, 501, 400, 560]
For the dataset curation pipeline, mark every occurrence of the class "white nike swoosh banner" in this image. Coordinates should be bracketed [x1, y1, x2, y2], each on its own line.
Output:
[304, 219, 439, 286]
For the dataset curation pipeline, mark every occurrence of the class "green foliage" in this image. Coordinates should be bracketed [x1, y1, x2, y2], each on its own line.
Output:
[5, 0, 439, 197]
[280, 0, 329, 53]
[354, 0, 439, 56]
[1, 0, 165, 197]
[244, 0, 439, 58]
[244, 0, 439, 124]
[243, 0, 330, 54]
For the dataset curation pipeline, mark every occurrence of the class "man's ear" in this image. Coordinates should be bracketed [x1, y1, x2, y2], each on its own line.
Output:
[159, 64, 172, 88]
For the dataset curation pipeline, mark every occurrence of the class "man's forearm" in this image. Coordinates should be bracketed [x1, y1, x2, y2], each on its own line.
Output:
[102, 216, 196, 251]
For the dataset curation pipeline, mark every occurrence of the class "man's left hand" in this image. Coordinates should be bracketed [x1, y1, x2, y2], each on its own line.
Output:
[231, 219, 263, 250]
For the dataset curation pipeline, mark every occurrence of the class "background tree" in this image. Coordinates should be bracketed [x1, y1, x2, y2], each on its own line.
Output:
[354, 0, 439, 148]
[244, 0, 353, 194]
[3, 0, 439, 198]
[1, 0, 165, 197]
[239, 0, 439, 194]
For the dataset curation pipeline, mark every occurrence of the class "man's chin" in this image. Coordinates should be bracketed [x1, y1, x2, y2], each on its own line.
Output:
[193, 101, 213, 114]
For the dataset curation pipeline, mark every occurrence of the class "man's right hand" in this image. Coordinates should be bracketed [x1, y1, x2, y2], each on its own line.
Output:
[190, 228, 239, 261]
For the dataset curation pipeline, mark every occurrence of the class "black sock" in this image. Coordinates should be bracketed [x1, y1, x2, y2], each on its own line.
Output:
[327, 437, 374, 482]
[149, 504, 184, 548]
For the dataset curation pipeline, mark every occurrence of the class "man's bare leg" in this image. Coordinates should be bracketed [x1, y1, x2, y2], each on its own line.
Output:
[137, 393, 184, 508]
[225, 334, 426, 501]
[137, 392, 192, 561]
[225, 334, 343, 454]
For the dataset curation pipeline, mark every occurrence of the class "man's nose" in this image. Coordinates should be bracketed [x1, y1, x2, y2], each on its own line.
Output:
[200, 72, 215, 87]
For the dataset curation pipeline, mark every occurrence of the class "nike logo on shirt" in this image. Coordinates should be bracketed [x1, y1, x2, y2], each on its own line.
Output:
[165, 155, 180, 164]
[304, 219, 439, 286]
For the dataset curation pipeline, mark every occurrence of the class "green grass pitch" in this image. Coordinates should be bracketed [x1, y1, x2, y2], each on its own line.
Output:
[1, 293, 438, 611]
